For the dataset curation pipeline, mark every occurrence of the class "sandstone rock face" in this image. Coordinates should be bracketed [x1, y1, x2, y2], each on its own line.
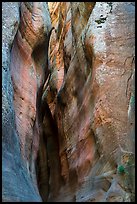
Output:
[47, 2, 135, 202]
[2, 2, 41, 202]
[10, 2, 55, 201]
[2, 2, 135, 202]
[10, 2, 52, 161]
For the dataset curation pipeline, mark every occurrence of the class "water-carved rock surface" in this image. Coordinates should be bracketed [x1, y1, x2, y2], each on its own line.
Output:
[2, 2, 135, 202]
[2, 2, 41, 202]
[47, 2, 135, 202]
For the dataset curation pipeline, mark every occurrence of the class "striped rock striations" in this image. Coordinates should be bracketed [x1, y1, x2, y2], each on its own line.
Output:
[2, 2, 135, 202]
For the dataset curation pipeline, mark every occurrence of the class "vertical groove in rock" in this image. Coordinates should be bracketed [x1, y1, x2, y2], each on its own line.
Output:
[47, 2, 135, 202]
[3, 2, 135, 202]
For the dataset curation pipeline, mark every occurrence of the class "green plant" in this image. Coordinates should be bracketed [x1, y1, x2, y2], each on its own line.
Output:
[130, 94, 135, 105]
[117, 165, 126, 174]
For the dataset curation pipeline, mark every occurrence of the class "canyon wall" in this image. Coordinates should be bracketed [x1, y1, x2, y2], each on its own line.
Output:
[2, 2, 41, 202]
[47, 2, 135, 202]
[2, 2, 135, 202]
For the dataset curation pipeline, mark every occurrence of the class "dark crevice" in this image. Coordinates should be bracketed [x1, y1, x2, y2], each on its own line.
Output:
[30, 27, 62, 202]
[36, 100, 62, 202]
[36, 131, 49, 201]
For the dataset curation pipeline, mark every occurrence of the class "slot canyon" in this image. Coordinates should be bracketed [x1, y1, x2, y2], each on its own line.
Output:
[2, 2, 135, 202]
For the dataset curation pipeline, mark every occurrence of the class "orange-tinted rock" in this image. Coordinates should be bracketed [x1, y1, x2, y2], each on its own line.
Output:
[47, 2, 135, 202]
[3, 2, 135, 202]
